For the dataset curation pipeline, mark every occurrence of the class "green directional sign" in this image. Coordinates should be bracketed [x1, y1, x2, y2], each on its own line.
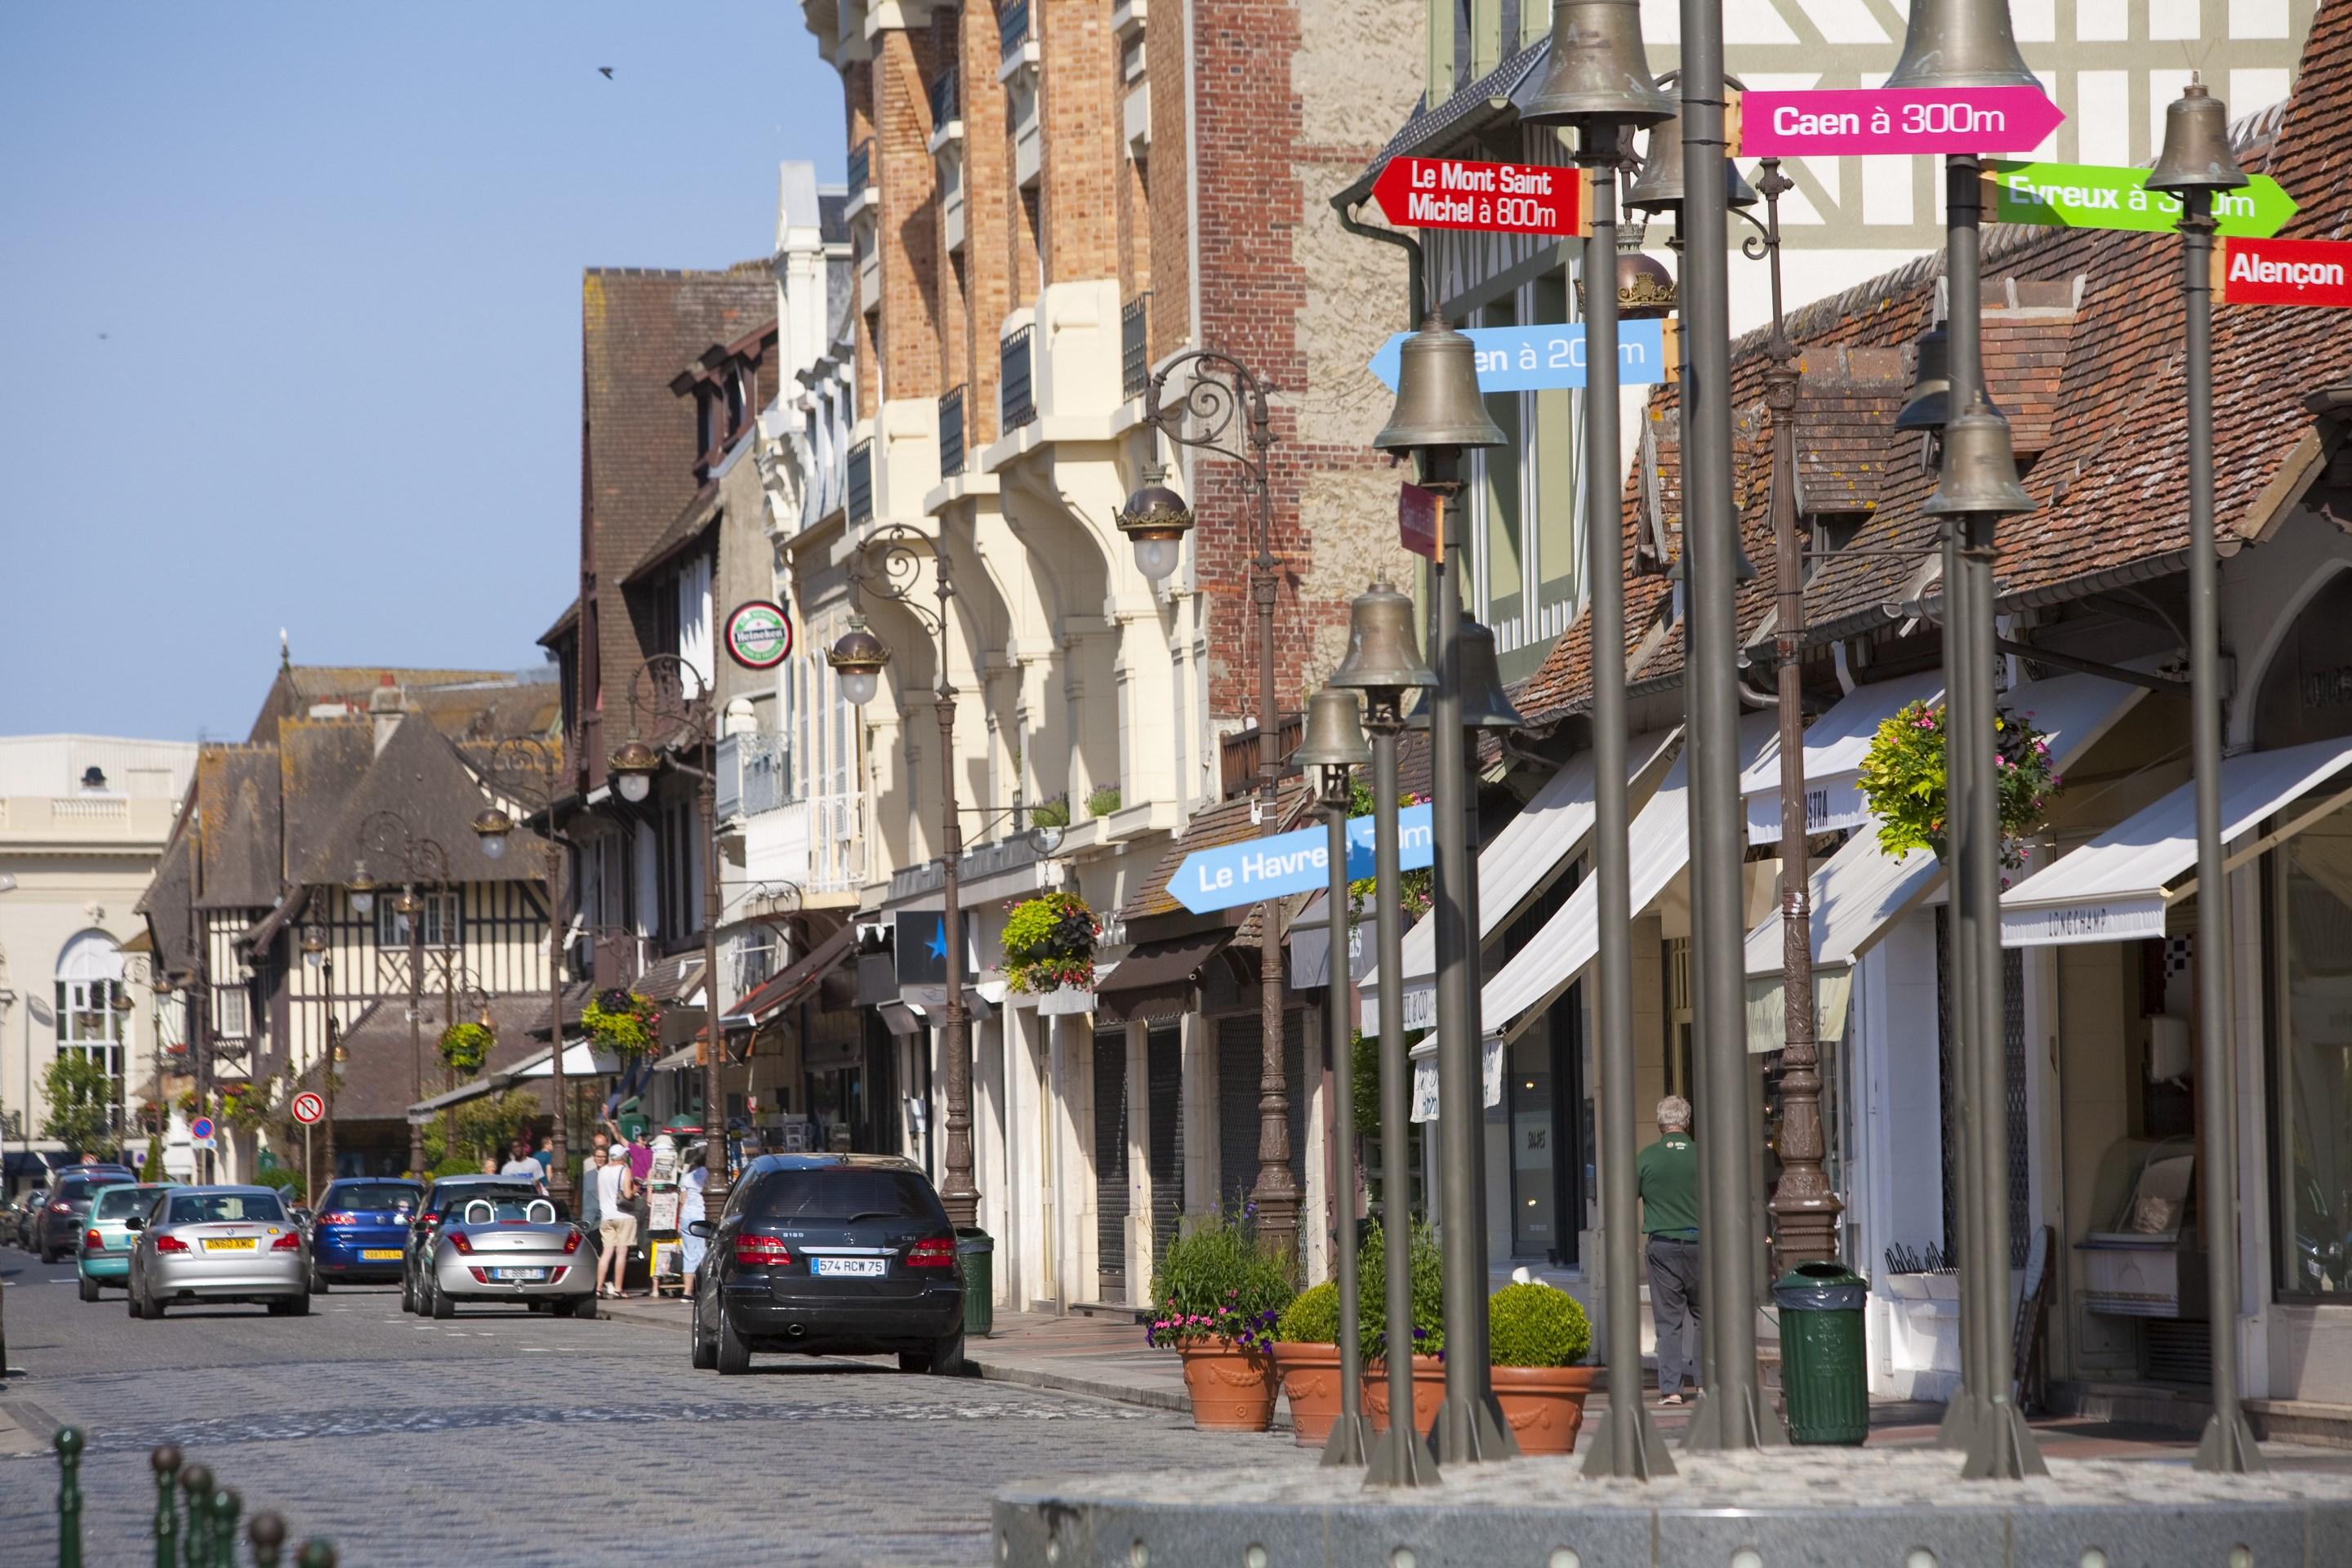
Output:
[1984, 160, 2297, 238]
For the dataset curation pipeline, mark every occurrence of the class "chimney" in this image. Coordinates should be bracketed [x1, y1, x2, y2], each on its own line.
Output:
[370, 673, 405, 754]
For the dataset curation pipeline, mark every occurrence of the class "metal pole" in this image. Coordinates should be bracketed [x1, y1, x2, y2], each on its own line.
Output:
[936, 550, 978, 1229]
[191, 871, 212, 1185]
[1580, 157, 1674, 1480]
[1251, 435, 1301, 1251]
[702, 708, 731, 1218]
[320, 952, 336, 1187]
[1321, 779, 1370, 1468]
[2181, 185, 2265, 1475]
[1677, 0, 1777, 1454]
[545, 839, 572, 1206]
[1363, 698, 1438, 1487]
[406, 908, 424, 1178]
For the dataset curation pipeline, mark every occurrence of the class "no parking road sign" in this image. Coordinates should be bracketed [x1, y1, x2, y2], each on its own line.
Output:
[189, 1114, 216, 1149]
[291, 1092, 325, 1126]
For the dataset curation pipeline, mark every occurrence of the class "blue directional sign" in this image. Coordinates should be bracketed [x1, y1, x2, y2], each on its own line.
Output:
[1368, 319, 1670, 394]
[1171, 804, 1433, 915]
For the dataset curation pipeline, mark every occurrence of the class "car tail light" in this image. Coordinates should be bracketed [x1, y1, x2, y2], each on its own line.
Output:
[467, 1267, 488, 1284]
[84, 1229, 102, 1250]
[448, 1232, 474, 1255]
[47, 1202, 71, 1214]
[563, 1229, 583, 1254]
[271, 1232, 301, 1252]
[155, 1235, 191, 1254]
[907, 1236, 956, 1268]
[734, 1234, 792, 1267]
[549, 1266, 569, 1283]
[319, 1212, 357, 1226]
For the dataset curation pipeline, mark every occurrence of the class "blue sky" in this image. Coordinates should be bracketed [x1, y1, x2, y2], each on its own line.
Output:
[0, 3, 842, 740]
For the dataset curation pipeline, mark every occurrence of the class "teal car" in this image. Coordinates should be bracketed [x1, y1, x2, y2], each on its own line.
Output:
[78, 1183, 176, 1300]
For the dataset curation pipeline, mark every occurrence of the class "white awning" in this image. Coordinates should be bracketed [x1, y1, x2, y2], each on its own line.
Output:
[1482, 714, 1780, 1042]
[2001, 733, 2352, 947]
[1364, 728, 1679, 1032]
[1741, 670, 2149, 979]
[406, 1037, 621, 1121]
[1741, 670, 1944, 844]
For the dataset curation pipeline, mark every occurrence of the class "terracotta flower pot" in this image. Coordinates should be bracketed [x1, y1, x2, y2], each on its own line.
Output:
[1178, 1339, 1280, 1432]
[1491, 1363, 1597, 1456]
[1361, 1355, 1446, 1436]
[1271, 1341, 1345, 1447]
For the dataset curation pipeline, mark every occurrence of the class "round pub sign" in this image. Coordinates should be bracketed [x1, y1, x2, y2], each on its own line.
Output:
[724, 600, 793, 670]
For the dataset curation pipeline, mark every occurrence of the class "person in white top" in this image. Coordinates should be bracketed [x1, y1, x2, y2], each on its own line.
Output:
[498, 1138, 546, 1187]
[595, 1147, 637, 1298]
[679, 1152, 710, 1281]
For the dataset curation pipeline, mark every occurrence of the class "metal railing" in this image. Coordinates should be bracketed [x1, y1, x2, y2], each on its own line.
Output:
[928, 68, 958, 128]
[939, 384, 967, 477]
[999, 0, 1030, 59]
[1000, 327, 1036, 431]
[1219, 712, 1303, 800]
[846, 138, 873, 198]
[847, 439, 874, 524]
[1120, 292, 1151, 402]
[48, 1428, 337, 1567]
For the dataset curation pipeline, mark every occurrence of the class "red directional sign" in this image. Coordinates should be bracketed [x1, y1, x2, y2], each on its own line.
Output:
[1736, 86, 2064, 158]
[2216, 237, 2352, 307]
[291, 1092, 325, 1126]
[1372, 157, 1588, 237]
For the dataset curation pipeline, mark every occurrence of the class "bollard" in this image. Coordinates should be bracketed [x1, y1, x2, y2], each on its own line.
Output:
[151, 1446, 183, 1568]
[247, 1512, 287, 1568]
[180, 1465, 214, 1567]
[55, 1427, 85, 1568]
[296, 1541, 336, 1568]
[209, 1488, 241, 1568]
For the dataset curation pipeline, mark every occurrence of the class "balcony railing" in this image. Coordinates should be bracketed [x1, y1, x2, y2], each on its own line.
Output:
[1219, 711, 1303, 800]
[999, 0, 1030, 60]
[1121, 292, 1151, 402]
[847, 139, 873, 199]
[1000, 327, 1036, 430]
[939, 384, 967, 478]
[928, 69, 958, 128]
[847, 439, 874, 525]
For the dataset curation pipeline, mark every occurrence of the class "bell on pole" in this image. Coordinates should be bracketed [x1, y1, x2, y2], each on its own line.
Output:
[1895, 326, 1951, 431]
[1883, 0, 2042, 91]
[1374, 317, 1507, 457]
[1520, 0, 1674, 128]
[1922, 398, 2036, 517]
[1327, 581, 1437, 696]
[2149, 79, 2249, 197]
[1293, 688, 1375, 770]
[1406, 621, 1526, 732]
[1626, 114, 1760, 216]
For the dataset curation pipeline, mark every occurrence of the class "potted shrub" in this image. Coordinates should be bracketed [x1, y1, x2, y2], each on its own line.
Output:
[1356, 1220, 1446, 1437]
[1000, 890, 1099, 996]
[439, 1019, 494, 1077]
[1269, 1281, 1343, 1447]
[1146, 1206, 1294, 1431]
[1486, 1281, 1595, 1456]
[1085, 785, 1122, 819]
[581, 988, 661, 1055]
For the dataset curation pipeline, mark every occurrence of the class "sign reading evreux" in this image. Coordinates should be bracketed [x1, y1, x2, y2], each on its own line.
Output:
[1372, 157, 1588, 236]
[1735, 86, 2063, 158]
[1984, 160, 2296, 238]
[1171, 804, 1434, 915]
[2216, 237, 2352, 308]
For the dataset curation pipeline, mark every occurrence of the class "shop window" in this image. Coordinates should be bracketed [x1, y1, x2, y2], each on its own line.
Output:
[376, 892, 460, 951]
[2271, 798, 2352, 1297]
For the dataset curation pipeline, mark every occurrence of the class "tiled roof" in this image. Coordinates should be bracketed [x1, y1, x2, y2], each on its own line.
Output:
[312, 717, 546, 889]
[1121, 782, 1318, 924]
[1343, 40, 1552, 198]
[194, 746, 283, 909]
[277, 719, 375, 887]
[1793, 349, 1907, 517]
[306, 993, 554, 1125]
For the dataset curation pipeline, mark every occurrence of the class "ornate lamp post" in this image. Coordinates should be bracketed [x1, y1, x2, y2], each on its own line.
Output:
[2149, 75, 2267, 1477]
[1328, 580, 1439, 1487]
[347, 813, 448, 1178]
[607, 655, 730, 1218]
[470, 733, 577, 1205]
[299, 925, 338, 1194]
[1122, 354, 1307, 1248]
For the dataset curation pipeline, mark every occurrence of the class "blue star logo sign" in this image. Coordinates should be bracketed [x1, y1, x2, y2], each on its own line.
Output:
[926, 918, 948, 961]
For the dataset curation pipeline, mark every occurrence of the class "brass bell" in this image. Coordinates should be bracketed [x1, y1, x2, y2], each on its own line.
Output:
[1406, 621, 1526, 733]
[1375, 315, 1506, 457]
[1664, 517, 1761, 583]
[1921, 397, 2035, 517]
[1895, 325, 1949, 431]
[2148, 79, 2248, 197]
[1519, 1, 1675, 129]
[1625, 114, 1760, 216]
[1883, 0, 2041, 91]
[1292, 687, 1374, 770]
[1327, 580, 1437, 697]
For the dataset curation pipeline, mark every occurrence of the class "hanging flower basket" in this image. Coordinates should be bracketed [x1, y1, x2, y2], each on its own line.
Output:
[581, 988, 662, 1055]
[439, 1020, 494, 1077]
[1345, 782, 1434, 919]
[1855, 698, 2062, 872]
[1000, 890, 1099, 995]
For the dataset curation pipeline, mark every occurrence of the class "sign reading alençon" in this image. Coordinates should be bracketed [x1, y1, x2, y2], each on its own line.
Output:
[1372, 156, 1587, 237]
[2216, 237, 2352, 308]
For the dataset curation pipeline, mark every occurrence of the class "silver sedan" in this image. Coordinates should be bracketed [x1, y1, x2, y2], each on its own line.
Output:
[127, 1185, 310, 1318]
[419, 1193, 597, 1318]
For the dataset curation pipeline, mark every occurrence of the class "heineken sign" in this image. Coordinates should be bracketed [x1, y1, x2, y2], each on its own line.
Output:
[723, 600, 793, 670]
[1983, 160, 2298, 238]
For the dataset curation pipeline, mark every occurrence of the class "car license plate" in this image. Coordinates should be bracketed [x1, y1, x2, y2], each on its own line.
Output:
[490, 1267, 545, 1282]
[204, 1238, 256, 1251]
[360, 1249, 403, 1260]
[813, 1257, 886, 1277]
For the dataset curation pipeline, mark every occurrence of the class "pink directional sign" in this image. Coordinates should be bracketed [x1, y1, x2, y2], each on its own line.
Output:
[1737, 87, 2064, 158]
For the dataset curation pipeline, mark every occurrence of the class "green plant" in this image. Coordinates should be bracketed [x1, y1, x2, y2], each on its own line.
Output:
[1085, 785, 1122, 818]
[1345, 781, 1433, 918]
[253, 1165, 306, 1203]
[439, 1020, 494, 1076]
[1000, 889, 1099, 993]
[1028, 797, 1071, 829]
[1855, 698, 2062, 871]
[140, 1134, 163, 1183]
[1350, 1029, 1379, 1140]
[39, 1054, 116, 1156]
[217, 1080, 274, 1134]
[1146, 1205, 1297, 1351]
[1356, 1219, 1445, 1362]
[429, 1156, 478, 1179]
[1487, 1281, 1591, 1367]
[1275, 1280, 1341, 1344]
[581, 989, 661, 1055]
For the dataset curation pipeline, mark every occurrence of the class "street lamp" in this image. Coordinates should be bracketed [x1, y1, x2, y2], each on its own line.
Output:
[1291, 685, 1374, 1468]
[2149, 74, 2267, 1478]
[346, 871, 377, 918]
[1328, 579, 1438, 1488]
[300, 924, 337, 1196]
[348, 813, 448, 1177]
[1127, 349, 1304, 1249]
[1519, 0, 1677, 1481]
[825, 617, 890, 710]
[471, 736, 577, 1205]
[609, 740, 662, 805]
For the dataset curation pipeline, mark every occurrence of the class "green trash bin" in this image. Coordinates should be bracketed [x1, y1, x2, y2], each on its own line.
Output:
[1775, 1262, 1869, 1446]
[957, 1227, 994, 1339]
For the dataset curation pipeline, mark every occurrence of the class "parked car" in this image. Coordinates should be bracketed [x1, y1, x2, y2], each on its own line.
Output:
[38, 1167, 140, 1263]
[687, 1154, 964, 1377]
[6, 1190, 47, 1250]
[413, 1190, 595, 1319]
[126, 1185, 309, 1318]
[76, 1183, 177, 1300]
[305, 1178, 424, 1292]
[399, 1176, 550, 1313]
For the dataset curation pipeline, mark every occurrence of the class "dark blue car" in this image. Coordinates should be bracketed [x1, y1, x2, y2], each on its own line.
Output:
[305, 1178, 424, 1290]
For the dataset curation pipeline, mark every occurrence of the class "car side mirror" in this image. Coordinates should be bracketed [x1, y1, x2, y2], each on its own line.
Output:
[124, 1217, 143, 1232]
[688, 1220, 714, 1239]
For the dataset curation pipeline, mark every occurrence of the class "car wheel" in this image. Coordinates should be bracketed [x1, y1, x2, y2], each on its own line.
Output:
[40, 1246, 57, 1265]
[78, 1273, 100, 1303]
[310, 1270, 327, 1295]
[925, 1330, 967, 1377]
[429, 1279, 455, 1320]
[896, 1348, 932, 1373]
[571, 1290, 597, 1321]
[145, 1288, 167, 1319]
[713, 1298, 751, 1376]
[284, 1292, 310, 1317]
[126, 1285, 144, 1320]
[400, 1272, 416, 1314]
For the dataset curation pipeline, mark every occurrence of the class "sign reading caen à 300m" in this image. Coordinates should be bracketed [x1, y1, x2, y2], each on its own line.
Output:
[1370, 156, 1588, 237]
[1735, 84, 2064, 158]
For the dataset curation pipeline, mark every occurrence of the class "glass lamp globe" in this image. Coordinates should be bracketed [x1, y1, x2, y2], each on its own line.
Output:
[839, 669, 880, 708]
[1131, 535, 1183, 584]
[617, 770, 652, 804]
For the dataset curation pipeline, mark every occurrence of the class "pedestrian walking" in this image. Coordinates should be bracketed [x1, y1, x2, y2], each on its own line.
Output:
[532, 1137, 554, 1182]
[595, 1146, 637, 1298]
[1638, 1095, 1703, 1405]
[679, 1150, 709, 1281]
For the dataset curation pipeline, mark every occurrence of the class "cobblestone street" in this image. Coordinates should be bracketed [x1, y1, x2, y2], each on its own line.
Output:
[0, 1252, 1314, 1566]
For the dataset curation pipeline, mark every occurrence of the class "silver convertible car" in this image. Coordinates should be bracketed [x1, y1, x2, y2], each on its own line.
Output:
[126, 1185, 310, 1318]
[416, 1193, 597, 1318]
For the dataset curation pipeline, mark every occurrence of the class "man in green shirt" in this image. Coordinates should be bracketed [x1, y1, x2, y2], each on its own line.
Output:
[1637, 1095, 1702, 1404]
